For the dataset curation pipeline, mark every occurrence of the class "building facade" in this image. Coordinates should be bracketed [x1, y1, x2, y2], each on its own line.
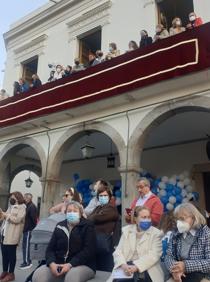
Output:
[1, 0, 210, 217]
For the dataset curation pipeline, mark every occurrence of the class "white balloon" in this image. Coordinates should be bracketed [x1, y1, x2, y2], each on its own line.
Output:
[177, 181, 184, 189]
[169, 196, 176, 204]
[169, 178, 176, 185]
[186, 185, 193, 192]
[115, 198, 121, 206]
[179, 174, 185, 181]
[187, 193, 193, 200]
[182, 198, 189, 203]
[89, 184, 93, 190]
[181, 189, 187, 197]
[159, 182, 166, 189]
[161, 176, 169, 183]
[183, 178, 191, 186]
[159, 190, 167, 197]
[166, 203, 174, 211]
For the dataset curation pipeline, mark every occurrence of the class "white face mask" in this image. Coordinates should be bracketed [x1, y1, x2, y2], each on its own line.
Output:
[189, 15, 196, 22]
[177, 220, 191, 233]
[176, 20, 181, 26]
[56, 68, 61, 73]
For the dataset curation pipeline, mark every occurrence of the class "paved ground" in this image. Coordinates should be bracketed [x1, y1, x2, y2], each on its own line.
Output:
[0, 246, 110, 282]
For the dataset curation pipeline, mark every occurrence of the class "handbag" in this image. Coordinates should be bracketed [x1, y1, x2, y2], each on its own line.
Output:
[96, 232, 113, 254]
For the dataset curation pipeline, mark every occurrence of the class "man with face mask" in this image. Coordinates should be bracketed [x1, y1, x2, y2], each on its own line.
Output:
[71, 58, 85, 74]
[186, 12, 203, 30]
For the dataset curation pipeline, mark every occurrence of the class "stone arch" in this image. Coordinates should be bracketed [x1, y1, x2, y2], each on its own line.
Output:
[129, 96, 210, 166]
[0, 137, 46, 177]
[47, 121, 126, 180]
[10, 164, 42, 184]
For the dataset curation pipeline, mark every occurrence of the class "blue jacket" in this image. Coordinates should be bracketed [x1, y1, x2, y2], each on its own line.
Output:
[165, 225, 210, 275]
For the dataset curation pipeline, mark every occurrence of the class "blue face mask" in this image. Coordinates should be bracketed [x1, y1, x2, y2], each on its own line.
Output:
[66, 212, 80, 224]
[91, 190, 97, 197]
[138, 219, 152, 231]
[98, 195, 109, 205]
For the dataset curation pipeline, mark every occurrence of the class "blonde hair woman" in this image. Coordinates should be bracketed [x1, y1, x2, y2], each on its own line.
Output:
[169, 17, 185, 36]
[165, 203, 210, 282]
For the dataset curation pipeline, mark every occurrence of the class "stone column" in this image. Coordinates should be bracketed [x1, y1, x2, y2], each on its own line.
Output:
[0, 164, 11, 210]
[119, 165, 141, 226]
[39, 177, 61, 217]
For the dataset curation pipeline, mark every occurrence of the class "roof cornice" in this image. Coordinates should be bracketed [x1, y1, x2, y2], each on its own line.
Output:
[3, 0, 83, 48]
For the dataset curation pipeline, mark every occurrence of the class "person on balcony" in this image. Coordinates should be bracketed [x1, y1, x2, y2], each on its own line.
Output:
[13, 81, 21, 95]
[165, 203, 210, 282]
[186, 12, 203, 30]
[87, 52, 100, 67]
[107, 206, 164, 282]
[19, 78, 30, 93]
[169, 18, 185, 36]
[0, 89, 9, 100]
[127, 41, 138, 52]
[139, 30, 153, 48]
[105, 43, 120, 60]
[63, 65, 72, 77]
[31, 74, 42, 89]
[53, 65, 64, 81]
[153, 24, 169, 42]
[95, 50, 104, 63]
[71, 58, 85, 74]
[125, 178, 163, 226]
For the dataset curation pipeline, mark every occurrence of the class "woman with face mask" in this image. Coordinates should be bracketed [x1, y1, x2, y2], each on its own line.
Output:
[33, 201, 96, 282]
[0, 191, 26, 282]
[186, 12, 203, 30]
[169, 18, 185, 36]
[107, 206, 164, 282]
[88, 184, 119, 272]
[153, 24, 169, 42]
[165, 203, 210, 282]
[105, 43, 120, 61]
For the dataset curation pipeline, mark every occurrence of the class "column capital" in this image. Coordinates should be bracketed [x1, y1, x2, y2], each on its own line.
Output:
[118, 165, 141, 174]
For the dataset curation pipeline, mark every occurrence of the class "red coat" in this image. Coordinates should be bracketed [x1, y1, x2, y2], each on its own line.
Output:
[130, 194, 163, 226]
[187, 17, 203, 29]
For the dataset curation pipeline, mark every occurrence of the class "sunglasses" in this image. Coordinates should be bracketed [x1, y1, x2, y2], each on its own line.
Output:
[64, 194, 70, 197]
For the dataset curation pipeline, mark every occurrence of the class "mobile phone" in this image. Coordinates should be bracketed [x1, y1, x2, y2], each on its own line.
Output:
[125, 208, 132, 216]
[57, 266, 62, 273]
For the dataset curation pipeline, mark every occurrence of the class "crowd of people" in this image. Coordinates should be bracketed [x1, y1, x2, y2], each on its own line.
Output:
[1, 176, 210, 282]
[0, 12, 203, 101]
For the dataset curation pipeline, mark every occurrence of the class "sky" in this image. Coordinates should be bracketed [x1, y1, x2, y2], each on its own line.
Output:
[0, 0, 49, 89]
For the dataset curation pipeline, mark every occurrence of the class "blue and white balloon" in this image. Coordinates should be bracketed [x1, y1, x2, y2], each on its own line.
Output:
[166, 203, 174, 211]
[169, 196, 176, 204]
[161, 176, 169, 183]
[177, 181, 184, 189]
[159, 182, 166, 189]
[183, 178, 191, 186]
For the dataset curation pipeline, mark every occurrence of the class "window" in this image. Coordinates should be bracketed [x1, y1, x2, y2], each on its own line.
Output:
[21, 56, 38, 83]
[78, 28, 101, 65]
[157, 0, 194, 29]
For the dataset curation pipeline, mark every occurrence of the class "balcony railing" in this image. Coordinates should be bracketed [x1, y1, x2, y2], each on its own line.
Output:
[1, 23, 210, 128]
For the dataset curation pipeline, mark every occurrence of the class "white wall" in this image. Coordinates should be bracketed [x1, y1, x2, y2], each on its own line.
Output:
[194, 0, 210, 23]
[10, 170, 42, 206]
[141, 141, 208, 178]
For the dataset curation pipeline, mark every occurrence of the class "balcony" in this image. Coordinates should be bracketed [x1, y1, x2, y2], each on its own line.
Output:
[1, 23, 210, 133]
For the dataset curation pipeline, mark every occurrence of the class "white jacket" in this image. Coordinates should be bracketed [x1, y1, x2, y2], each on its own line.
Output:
[107, 224, 164, 282]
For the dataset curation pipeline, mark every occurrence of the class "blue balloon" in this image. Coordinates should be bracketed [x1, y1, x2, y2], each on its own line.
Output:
[192, 192, 199, 201]
[115, 190, 121, 197]
[174, 186, 182, 195]
[73, 173, 80, 181]
[160, 196, 168, 205]
[176, 195, 183, 204]
[166, 184, 174, 191]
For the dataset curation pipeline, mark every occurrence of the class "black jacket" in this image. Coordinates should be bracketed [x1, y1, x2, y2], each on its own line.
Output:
[23, 201, 37, 232]
[139, 36, 153, 48]
[46, 218, 96, 271]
